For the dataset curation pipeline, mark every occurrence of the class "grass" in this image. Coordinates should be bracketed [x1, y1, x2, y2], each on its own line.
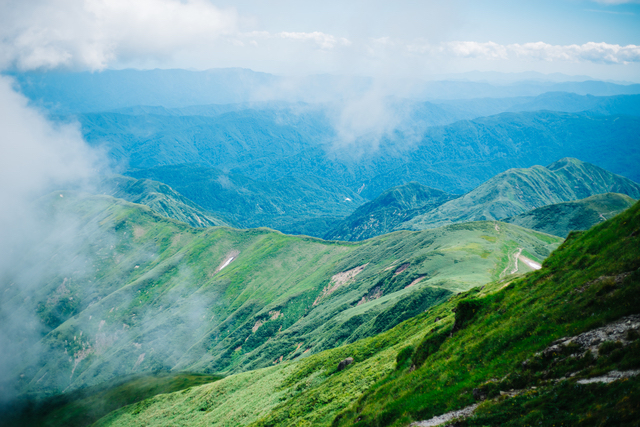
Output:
[5, 191, 560, 401]
[91, 201, 639, 426]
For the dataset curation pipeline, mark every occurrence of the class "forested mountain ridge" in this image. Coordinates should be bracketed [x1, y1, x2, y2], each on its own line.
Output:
[324, 158, 640, 240]
[323, 183, 458, 241]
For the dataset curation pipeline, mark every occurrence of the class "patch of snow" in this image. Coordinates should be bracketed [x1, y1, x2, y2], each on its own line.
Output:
[215, 250, 240, 273]
[519, 254, 541, 270]
[132, 353, 146, 372]
[219, 256, 234, 270]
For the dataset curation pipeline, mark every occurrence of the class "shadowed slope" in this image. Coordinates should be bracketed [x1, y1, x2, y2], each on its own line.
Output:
[503, 192, 636, 237]
[323, 183, 458, 241]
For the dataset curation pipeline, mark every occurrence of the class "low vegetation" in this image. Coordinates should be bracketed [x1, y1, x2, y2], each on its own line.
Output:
[75, 201, 639, 426]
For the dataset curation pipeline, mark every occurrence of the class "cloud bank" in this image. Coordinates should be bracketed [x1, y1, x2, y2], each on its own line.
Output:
[1, 0, 639, 74]
[444, 41, 640, 64]
[0, 0, 238, 70]
[0, 75, 103, 401]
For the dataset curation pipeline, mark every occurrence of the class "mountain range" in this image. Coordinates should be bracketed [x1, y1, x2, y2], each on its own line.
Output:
[8, 69, 640, 113]
[3, 68, 640, 427]
[325, 158, 640, 240]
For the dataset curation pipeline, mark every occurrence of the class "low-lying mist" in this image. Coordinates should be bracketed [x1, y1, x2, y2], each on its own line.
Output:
[0, 75, 107, 403]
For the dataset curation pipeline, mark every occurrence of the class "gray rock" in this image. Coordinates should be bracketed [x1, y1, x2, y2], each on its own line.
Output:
[337, 357, 354, 371]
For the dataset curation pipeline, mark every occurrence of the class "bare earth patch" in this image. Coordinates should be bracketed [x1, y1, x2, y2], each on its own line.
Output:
[405, 276, 426, 289]
[252, 320, 264, 333]
[133, 225, 146, 239]
[394, 263, 410, 275]
[313, 264, 368, 306]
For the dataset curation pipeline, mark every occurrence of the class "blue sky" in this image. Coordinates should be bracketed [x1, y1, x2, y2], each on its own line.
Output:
[0, 0, 638, 80]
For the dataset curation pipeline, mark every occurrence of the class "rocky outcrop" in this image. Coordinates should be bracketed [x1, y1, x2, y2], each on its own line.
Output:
[541, 313, 640, 358]
[337, 357, 354, 371]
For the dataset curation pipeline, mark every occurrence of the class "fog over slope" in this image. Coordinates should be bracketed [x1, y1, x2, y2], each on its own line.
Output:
[0, 76, 107, 403]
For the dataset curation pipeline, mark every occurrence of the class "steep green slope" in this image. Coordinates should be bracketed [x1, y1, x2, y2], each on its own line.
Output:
[90, 201, 640, 427]
[403, 158, 640, 231]
[1, 192, 560, 398]
[503, 192, 636, 237]
[102, 175, 231, 228]
[127, 164, 365, 237]
[323, 183, 458, 241]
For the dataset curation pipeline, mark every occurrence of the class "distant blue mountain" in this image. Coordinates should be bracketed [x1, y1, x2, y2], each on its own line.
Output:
[7, 68, 640, 114]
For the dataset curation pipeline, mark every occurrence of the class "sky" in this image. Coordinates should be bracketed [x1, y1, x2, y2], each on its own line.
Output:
[0, 0, 639, 81]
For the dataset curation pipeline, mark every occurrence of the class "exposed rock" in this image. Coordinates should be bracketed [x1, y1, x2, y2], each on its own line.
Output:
[411, 403, 479, 427]
[577, 369, 640, 384]
[541, 314, 640, 358]
[337, 357, 354, 371]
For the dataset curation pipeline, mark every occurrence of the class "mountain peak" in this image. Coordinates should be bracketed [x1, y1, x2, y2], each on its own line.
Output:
[546, 157, 584, 171]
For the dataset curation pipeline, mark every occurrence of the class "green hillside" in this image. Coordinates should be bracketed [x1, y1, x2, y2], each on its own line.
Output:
[1, 192, 560, 399]
[324, 183, 458, 241]
[103, 175, 231, 228]
[74, 201, 639, 427]
[403, 158, 640, 231]
[503, 192, 637, 237]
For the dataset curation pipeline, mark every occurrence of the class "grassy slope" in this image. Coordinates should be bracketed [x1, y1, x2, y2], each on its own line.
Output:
[403, 158, 640, 231]
[4, 193, 560, 397]
[323, 183, 458, 241]
[102, 175, 231, 228]
[503, 192, 637, 237]
[94, 201, 640, 427]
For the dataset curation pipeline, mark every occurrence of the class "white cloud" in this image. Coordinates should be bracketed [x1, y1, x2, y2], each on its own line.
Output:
[0, 0, 238, 70]
[444, 41, 640, 64]
[446, 41, 508, 59]
[0, 0, 638, 76]
[276, 32, 351, 50]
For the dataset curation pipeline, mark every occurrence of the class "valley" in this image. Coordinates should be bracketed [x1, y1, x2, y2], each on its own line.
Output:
[2, 67, 640, 427]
